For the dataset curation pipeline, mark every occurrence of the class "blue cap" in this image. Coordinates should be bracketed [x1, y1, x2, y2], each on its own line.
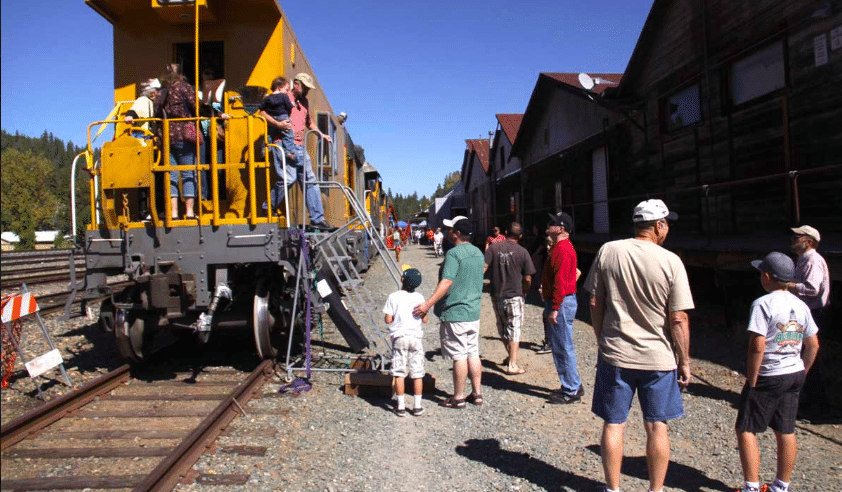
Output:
[751, 252, 794, 282]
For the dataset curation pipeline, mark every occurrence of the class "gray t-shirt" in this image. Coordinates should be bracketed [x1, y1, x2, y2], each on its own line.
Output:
[584, 238, 695, 371]
[747, 290, 818, 376]
[484, 240, 536, 300]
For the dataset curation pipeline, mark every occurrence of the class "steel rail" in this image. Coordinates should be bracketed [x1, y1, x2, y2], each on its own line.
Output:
[133, 359, 274, 492]
[0, 364, 131, 451]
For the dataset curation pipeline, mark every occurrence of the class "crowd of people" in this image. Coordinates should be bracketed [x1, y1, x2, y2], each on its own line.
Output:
[381, 201, 831, 492]
[122, 65, 332, 229]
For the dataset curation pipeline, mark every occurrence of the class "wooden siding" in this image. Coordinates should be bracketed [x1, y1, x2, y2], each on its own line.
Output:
[611, 0, 842, 237]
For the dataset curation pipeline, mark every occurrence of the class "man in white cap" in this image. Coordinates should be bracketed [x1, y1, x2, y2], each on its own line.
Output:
[583, 199, 694, 492]
[272, 72, 332, 230]
[786, 224, 831, 420]
[413, 216, 484, 409]
[786, 225, 829, 317]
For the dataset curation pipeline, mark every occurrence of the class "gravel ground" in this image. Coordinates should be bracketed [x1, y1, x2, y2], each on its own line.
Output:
[177, 243, 841, 492]
[3, 245, 840, 491]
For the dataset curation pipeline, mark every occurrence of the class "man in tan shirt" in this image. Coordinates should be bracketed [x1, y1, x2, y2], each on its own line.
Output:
[584, 199, 694, 492]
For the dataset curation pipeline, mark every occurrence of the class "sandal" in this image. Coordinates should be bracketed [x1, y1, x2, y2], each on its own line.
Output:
[438, 397, 466, 409]
[466, 393, 484, 406]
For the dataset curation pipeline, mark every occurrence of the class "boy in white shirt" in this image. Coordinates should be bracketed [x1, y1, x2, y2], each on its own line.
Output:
[383, 267, 428, 416]
[734, 252, 820, 492]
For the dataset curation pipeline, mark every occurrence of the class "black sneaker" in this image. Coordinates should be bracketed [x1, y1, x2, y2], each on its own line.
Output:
[394, 407, 407, 417]
[548, 392, 581, 404]
[535, 343, 552, 354]
[411, 407, 425, 416]
[310, 221, 336, 231]
[548, 386, 584, 404]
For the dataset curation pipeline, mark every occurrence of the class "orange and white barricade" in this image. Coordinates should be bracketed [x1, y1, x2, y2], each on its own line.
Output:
[1, 285, 72, 399]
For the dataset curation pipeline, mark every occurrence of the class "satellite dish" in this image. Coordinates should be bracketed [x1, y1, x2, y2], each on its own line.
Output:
[578, 73, 595, 90]
[578, 72, 619, 91]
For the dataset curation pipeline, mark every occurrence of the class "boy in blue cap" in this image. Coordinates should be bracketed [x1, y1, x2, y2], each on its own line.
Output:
[734, 252, 820, 492]
[383, 267, 428, 416]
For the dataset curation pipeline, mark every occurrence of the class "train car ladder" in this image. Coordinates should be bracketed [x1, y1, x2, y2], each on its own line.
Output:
[1, 285, 72, 399]
[284, 181, 402, 380]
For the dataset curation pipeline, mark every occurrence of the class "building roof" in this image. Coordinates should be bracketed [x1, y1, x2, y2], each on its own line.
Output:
[510, 72, 623, 157]
[612, 0, 668, 99]
[465, 139, 490, 173]
[496, 114, 524, 143]
[543, 72, 622, 96]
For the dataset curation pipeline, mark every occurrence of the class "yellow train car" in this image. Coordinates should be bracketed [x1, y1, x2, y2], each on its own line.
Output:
[78, 0, 397, 362]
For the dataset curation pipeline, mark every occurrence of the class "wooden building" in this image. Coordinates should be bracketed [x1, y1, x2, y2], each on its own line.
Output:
[589, 0, 842, 279]
[489, 114, 524, 229]
[461, 139, 492, 243]
[509, 73, 624, 236]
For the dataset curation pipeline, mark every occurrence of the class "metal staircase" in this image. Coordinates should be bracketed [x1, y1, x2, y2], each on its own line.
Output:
[284, 180, 402, 380]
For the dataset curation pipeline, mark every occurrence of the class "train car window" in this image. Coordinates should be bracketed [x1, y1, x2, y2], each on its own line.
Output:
[731, 40, 785, 107]
[174, 41, 224, 87]
[661, 84, 701, 133]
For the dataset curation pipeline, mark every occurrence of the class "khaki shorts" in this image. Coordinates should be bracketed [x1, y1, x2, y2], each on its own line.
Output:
[493, 296, 524, 342]
[391, 336, 424, 379]
[439, 320, 480, 361]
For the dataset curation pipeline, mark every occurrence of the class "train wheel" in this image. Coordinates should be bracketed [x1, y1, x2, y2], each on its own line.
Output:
[115, 310, 155, 362]
[253, 279, 278, 359]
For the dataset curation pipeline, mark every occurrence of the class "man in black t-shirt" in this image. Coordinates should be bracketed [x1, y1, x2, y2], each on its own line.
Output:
[484, 222, 536, 375]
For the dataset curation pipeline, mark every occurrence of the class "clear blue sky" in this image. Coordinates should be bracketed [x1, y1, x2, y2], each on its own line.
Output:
[1, 0, 652, 198]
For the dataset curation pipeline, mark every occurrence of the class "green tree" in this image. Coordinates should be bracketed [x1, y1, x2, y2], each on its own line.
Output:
[1, 148, 59, 240]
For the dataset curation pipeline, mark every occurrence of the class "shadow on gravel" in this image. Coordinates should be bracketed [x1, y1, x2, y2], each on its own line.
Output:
[456, 438, 603, 490]
[584, 444, 731, 491]
[685, 380, 740, 406]
[480, 361, 554, 399]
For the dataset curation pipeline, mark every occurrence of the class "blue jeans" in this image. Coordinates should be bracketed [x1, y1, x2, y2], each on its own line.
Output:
[267, 144, 325, 223]
[544, 296, 582, 395]
[169, 141, 197, 198]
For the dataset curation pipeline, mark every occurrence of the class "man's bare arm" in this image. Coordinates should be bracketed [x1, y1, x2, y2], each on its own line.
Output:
[669, 310, 691, 387]
[589, 294, 605, 340]
[412, 279, 453, 318]
[522, 274, 532, 294]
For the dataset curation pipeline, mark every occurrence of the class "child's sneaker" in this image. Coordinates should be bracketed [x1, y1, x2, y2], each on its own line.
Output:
[411, 407, 424, 416]
[393, 407, 406, 417]
[763, 481, 786, 492]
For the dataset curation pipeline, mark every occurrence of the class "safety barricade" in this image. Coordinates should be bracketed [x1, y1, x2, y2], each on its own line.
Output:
[1, 286, 72, 399]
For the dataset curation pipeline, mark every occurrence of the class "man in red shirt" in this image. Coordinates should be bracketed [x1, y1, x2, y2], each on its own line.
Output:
[541, 212, 583, 404]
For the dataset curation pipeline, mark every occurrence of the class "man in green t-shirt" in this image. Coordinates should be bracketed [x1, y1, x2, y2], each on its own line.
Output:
[414, 217, 485, 409]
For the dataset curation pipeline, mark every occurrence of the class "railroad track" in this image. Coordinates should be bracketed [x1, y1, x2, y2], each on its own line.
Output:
[1, 250, 85, 289]
[0, 359, 274, 491]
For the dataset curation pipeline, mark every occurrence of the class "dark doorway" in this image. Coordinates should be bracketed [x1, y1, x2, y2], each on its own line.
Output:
[174, 41, 224, 87]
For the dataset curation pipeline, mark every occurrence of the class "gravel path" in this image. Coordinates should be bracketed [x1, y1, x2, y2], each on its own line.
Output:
[176, 243, 842, 492]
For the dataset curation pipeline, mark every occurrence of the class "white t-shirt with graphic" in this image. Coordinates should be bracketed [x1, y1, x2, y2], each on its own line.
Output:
[383, 290, 426, 339]
[747, 290, 818, 377]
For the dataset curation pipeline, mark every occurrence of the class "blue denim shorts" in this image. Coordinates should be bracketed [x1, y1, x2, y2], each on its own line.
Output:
[591, 356, 684, 423]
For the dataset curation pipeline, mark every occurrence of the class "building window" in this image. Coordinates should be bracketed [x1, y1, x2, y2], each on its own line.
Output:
[663, 85, 701, 132]
[731, 40, 785, 106]
[554, 181, 563, 211]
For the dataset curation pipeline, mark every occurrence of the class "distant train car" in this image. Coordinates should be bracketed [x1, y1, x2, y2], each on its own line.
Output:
[78, 0, 390, 361]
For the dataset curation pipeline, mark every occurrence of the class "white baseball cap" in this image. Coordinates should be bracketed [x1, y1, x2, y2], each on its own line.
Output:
[791, 225, 820, 242]
[442, 215, 468, 228]
[632, 199, 678, 223]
